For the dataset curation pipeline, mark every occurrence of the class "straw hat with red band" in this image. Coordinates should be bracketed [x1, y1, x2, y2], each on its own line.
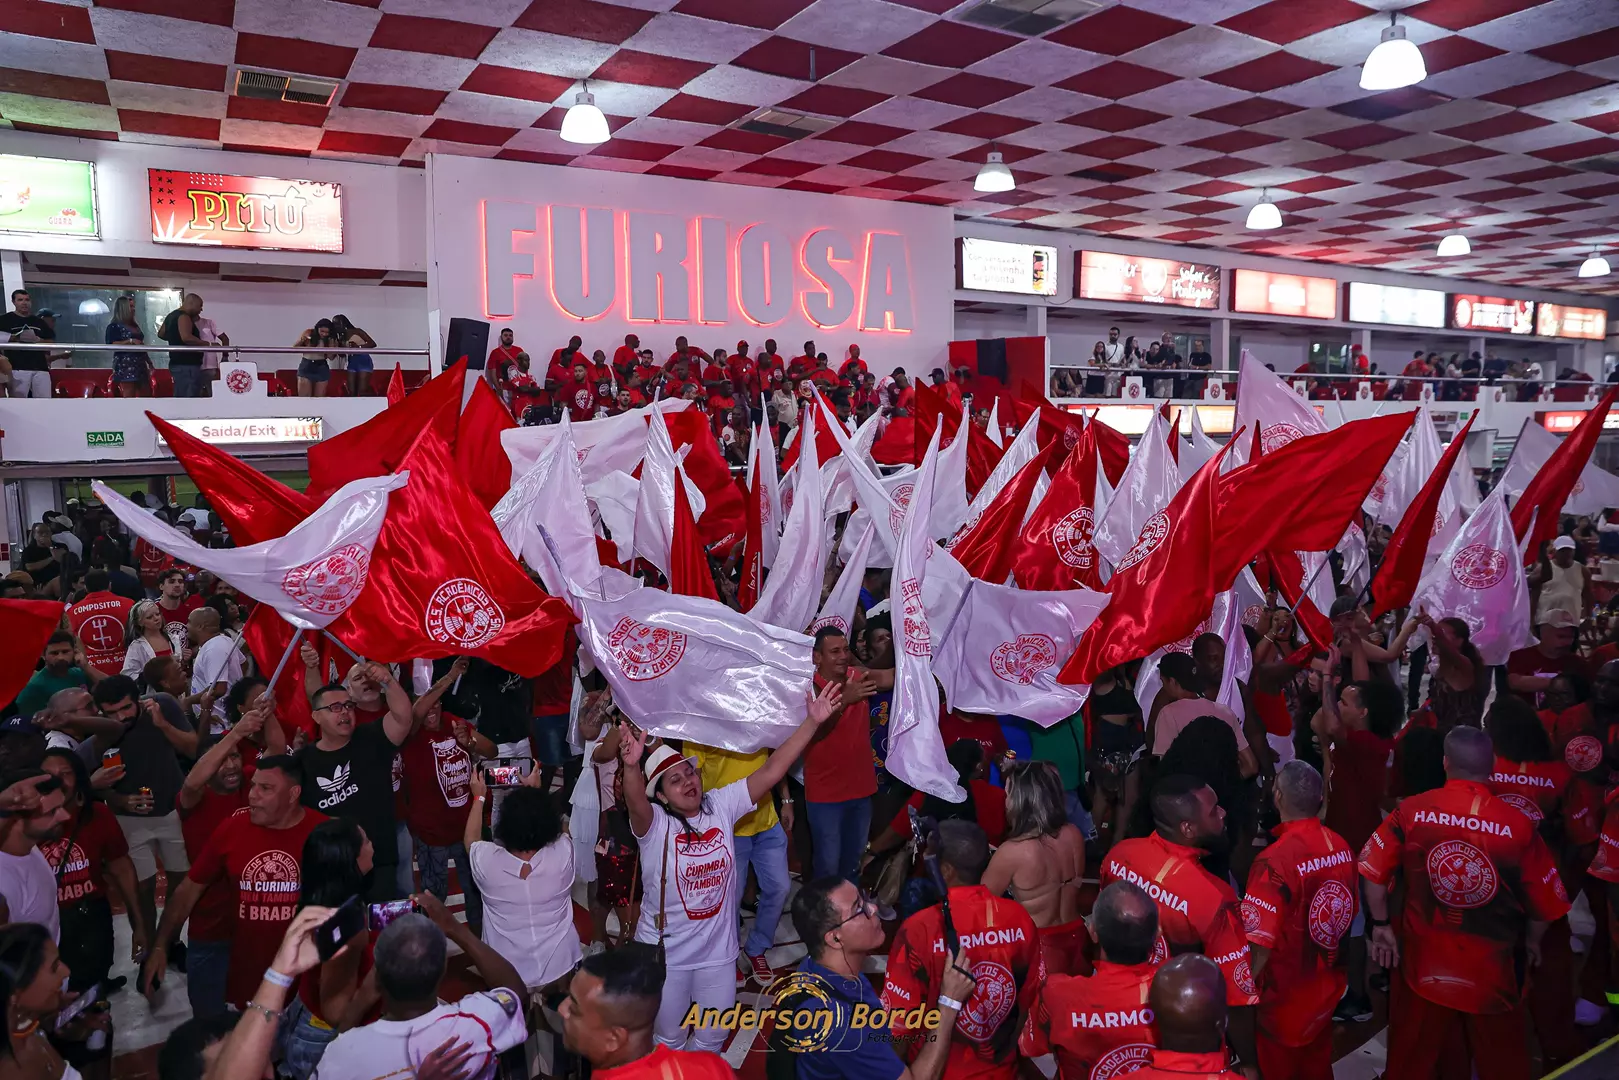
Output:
[643, 744, 699, 796]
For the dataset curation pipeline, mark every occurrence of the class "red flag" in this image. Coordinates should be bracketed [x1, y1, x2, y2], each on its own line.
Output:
[670, 469, 718, 601]
[1090, 413, 1131, 486]
[738, 441, 765, 612]
[148, 413, 313, 543]
[1511, 386, 1618, 563]
[1010, 430, 1107, 592]
[1060, 442, 1231, 684]
[1162, 404, 1179, 464]
[1370, 411, 1478, 617]
[1261, 549, 1333, 648]
[454, 379, 516, 512]
[1012, 385, 1129, 485]
[872, 415, 918, 466]
[912, 382, 959, 465]
[386, 363, 405, 406]
[306, 360, 465, 500]
[965, 422, 1004, 499]
[1212, 412, 1415, 584]
[340, 425, 572, 675]
[949, 441, 1058, 583]
[665, 409, 745, 551]
[0, 600, 66, 709]
[780, 398, 847, 471]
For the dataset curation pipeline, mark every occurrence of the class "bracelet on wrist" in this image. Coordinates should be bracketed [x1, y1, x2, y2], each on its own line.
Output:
[245, 1001, 282, 1024]
[261, 967, 295, 989]
[937, 994, 964, 1012]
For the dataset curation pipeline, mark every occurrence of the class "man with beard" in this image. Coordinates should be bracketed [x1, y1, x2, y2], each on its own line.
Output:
[0, 768, 72, 936]
[1100, 774, 1260, 1080]
[175, 713, 260, 1017]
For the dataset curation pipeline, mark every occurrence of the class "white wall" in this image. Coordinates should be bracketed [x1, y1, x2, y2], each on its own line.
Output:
[0, 131, 424, 271]
[427, 154, 955, 376]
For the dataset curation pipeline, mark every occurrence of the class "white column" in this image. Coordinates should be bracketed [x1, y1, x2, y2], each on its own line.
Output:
[0, 251, 22, 306]
[1213, 317, 1232, 370]
[1025, 303, 1047, 337]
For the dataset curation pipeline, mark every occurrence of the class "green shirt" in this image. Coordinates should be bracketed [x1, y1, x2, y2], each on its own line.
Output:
[1028, 709, 1086, 790]
[15, 666, 88, 717]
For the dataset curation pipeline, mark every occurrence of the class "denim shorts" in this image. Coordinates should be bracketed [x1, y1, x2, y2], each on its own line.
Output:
[297, 357, 330, 382]
[345, 352, 374, 372]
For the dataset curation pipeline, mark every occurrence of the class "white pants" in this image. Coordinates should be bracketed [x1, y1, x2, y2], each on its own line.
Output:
[11, 370, 50, 397]
[119, 811, 189, 879]
[655, 960, 736, 1053]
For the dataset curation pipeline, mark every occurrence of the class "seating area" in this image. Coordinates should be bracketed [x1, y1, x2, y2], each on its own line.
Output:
[47, 367, 431, 398]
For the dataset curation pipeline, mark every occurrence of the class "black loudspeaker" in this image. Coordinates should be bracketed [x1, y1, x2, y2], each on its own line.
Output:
[445, 318, 490, 371]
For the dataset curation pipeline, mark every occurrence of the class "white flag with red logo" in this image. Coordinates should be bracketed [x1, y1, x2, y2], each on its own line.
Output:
[493, 415, 602, 603]
[570, 566, 814, 753]
[1229, 351, 1328, 468]
[753, 409, 827, 633]
[1501, 416, 1619, 517]
[1408, 489, 1532, 665]
[92, 475, 405, 630]
[886, 428, 964, 802]
[813, 524, 874, 638]
[502, 399, 692, 482]
[1094, 410, 1182, 570]
[1131, 589, 1253, 718]
[933, 579, 1105, 725]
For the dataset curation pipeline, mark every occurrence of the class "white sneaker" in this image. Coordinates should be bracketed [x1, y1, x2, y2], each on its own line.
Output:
[1576, 998, 1605, 1026]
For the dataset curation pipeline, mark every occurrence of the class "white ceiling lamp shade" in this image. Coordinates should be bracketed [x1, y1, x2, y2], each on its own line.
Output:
[560, 82, 610, 145]
[1579, 250, 1611, 278]
[1436, 233, 1470, 257]
[1360, 14, 1427, 91]
[1246, 190, 1281, 231]
[974, 149, 1014, 193]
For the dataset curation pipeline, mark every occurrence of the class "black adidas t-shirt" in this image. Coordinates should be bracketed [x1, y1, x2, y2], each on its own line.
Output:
[297, 723, 400, 865]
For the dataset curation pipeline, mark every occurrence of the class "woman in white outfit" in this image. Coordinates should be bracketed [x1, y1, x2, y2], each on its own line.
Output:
[619, 681, 843, 1052]
[119, 600, 173, 680]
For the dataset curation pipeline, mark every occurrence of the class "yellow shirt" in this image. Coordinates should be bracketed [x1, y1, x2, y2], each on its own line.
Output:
[688, 743, 777, 837]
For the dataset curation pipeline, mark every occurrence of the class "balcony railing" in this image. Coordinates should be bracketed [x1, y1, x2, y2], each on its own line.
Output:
[1046, 364, 1604, 405]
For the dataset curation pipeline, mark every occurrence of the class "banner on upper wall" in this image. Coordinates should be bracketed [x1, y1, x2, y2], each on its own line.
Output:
[149, 169, 344, 253]
[0, 155, 98, 238]
[1076, 250, 1220, 309]
[428, 155, 954, 375]
[1536, 303, 1607, 341]
[1231, 269, 1337, 319]
[1450, 294, 1534, 335]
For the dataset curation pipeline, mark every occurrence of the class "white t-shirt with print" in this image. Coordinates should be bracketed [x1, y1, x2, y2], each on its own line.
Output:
[632, 778, 754, 970]
[311, 988, 527, 1080]
[191, 633, 243, 728]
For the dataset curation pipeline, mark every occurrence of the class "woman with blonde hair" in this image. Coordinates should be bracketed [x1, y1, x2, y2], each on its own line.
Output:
[105, 295, 152, 398]
[119, 599, 173, 679]
[982, 760, 1088, 975]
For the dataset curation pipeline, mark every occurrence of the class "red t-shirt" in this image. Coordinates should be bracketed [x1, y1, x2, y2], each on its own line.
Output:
[533, 632, 577, 716]
[487, 345, 521, 382]
[400, 725, 474, 847]
[178, 784, 250, 942]
[1324, 727, 1393, 854]
[1132, 1049, 1244, 1080]
[940, 712, 1010, 765]
[67, 591, 134, 677]
[839, 357, 868, 381]
[882, 885, 1042, 1080]
[157, 593, 204, 655]
[611, 345, 638, 374]
[1358, 778, 1570, 1013]
[1018, 959, 1158, 1079]
[760, 359, 787, 394]
[787, 354, 815, 378]
[187, 807, 327, 1007]
[557, 378, 597, 422]
[1506, 646, 1590, 707]
[1550, 702, 1616, 844]
[1242, 817, 1356, 1047]
[1100, 832, 1259, 1007]
[1486, 754, 1585, 845]
[809, 368, 839, 390]
[891, 781, 1006, 844]
[593, 1045, 733, 1080]
[135, 537, 175, 588]
[41, 806, 128, 907]
[1587, 789, 1619, 883]
[804, 674, 877, 803]
[729, 357, 759, 400]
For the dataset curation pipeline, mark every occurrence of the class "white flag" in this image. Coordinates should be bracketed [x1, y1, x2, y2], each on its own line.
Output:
[1094, 410, 1182, 570]
[1230, 351, 1328, 467]
[93, 474, 405, 630]
[965, 412, 1041, 528]
[502, 398, 692, 482]
[757, 405, 784, 568]
[1132, 590, 1253, 719]
[931, 403, 973, 540]
[985, 398, 1003, 448]
[572, 567, 814, 753]
[932, 579, 1105, 725]
[1409, 489, 1533, 665]
[812, 524, 874, 637]
[493, 415, 602, 602]
[822, 409, 883, 521]
[1339, 522, 1371, 595]
[754, 409, 827, 633]
[632, 408, 681, 576]
[887, 428, 963, 802]
[1501, 417, 1619, 517]
[1182, 405, 1219, 478]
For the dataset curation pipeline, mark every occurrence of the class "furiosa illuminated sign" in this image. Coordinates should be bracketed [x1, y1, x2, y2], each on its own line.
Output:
[149, 169, 344, 253]
[483, 203, 915, 333]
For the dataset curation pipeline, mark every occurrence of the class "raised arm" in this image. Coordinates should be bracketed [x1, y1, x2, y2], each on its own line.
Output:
[748, 681, 844, 804]
[179, 715, 260, 810]
[372, 663, 416, 747]
[618, 724, 654, 837]
[413, 657, 469, 724]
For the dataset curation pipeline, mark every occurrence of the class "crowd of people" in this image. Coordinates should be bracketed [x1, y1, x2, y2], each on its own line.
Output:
[0, 382, 1617, 1080]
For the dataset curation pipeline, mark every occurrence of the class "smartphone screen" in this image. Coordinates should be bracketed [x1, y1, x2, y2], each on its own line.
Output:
[368, 898, 417, 932]
[483, 765, 523, 787]
[55, 982, 99, 1030]
[315, 896, 365, 962]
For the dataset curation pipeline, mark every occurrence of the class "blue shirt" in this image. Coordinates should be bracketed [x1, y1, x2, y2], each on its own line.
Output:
[793, 956, 905, 1080]
[869, 690, 894, 789]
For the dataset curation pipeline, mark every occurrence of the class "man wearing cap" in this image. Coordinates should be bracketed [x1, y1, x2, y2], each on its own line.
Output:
[1531, 536, 1588, 624]
[1507, 608, 1589, 708]
[727, 341, 758, 403]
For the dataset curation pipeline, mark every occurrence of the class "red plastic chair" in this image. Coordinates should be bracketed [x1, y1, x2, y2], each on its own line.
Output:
[151, 369, 174, 397]
[51, 370, 112, 398]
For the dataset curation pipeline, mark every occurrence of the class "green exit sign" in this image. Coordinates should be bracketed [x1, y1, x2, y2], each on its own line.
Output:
[86, 431, 124, 448]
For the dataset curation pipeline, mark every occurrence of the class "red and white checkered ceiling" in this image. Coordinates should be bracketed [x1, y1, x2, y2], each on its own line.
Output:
[3, 0, 1618, 296]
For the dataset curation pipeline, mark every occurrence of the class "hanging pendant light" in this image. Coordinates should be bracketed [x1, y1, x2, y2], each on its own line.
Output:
[974, 149, 1014, 193]
[560, 81, 610, 145]
[1361, 13, 1426, 91]
[1246, 190, 1281, 231]
[1436, 233, 1470, 257]
[1578, 250, 1611, 278]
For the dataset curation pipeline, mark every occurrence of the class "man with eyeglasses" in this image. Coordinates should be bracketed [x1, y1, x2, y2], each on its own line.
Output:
[296, 668, 415, 901]
[786, 876, 974, 1080]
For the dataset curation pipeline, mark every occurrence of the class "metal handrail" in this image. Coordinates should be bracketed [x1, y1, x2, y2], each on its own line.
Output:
[1048, 363, 1598, 387]
[0, 343, 429, 355]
